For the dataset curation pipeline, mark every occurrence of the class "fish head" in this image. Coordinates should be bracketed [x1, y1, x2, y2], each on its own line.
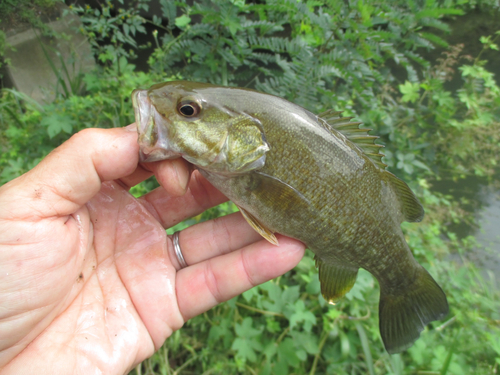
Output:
[132, 81, 269, 175]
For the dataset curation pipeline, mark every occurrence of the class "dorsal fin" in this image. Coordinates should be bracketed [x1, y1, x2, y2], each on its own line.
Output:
[317, 109, 387, 169]
[385, 171, 425, 223]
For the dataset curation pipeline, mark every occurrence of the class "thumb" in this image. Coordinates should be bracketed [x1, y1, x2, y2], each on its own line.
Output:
[0, 127, 139, 219]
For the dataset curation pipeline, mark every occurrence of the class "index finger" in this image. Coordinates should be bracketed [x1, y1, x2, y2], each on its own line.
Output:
[138, 171, 228, 228]
[117, 125, 193, 197]
[175, 235, 305, 322]
[0, 127, 140, 219]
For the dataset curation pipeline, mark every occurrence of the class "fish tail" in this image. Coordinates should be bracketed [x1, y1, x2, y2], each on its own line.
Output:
[378, 265, 449, 354]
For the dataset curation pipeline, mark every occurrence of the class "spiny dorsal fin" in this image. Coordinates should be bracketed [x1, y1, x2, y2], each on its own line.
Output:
[317, 109, 387, 169]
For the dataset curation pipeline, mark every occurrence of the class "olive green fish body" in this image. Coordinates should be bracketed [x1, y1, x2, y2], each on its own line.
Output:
[189, 88, 411, 286]
[132, 81, 448, 354]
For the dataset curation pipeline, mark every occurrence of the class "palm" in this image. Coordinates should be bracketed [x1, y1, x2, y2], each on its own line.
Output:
[1, 181, 178, 373]
[0, 128, 304, 375]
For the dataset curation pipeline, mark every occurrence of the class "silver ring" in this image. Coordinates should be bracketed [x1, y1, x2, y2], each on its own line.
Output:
[172, 231, 188, 269]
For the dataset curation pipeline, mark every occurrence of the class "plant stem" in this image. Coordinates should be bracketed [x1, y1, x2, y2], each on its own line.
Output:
[173, 354, 199, 375]
[435, 316, 456, 331]
[338, 308, 371, 321]
[276, 327, 290, 344]
[235, 302, 285, 317]
[474, 33, 500, 65]
[309, 330, 329, 375]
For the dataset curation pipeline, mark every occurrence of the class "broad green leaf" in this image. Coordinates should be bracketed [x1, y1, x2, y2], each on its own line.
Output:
[432, 91, 454, 108]
[281, 285, 300, 303]
[292, 331, 319, 355]
[242, 287, 258, 302]
[288, 300, 317, 331]
[261, 281, 285, 313]
[175, 15, 191, 28]
[278, 338, 300, 367]
[231, 338, 259, 362]
[40, 113, 75, 138]
[399, 81, 420, 103]
[235, 317, 263, 338]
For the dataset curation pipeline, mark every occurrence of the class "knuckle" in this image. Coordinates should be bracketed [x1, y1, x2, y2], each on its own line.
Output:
[203, 260, 224, 304]
[240, 249, 257, 288]
[210, 216, 232, 255]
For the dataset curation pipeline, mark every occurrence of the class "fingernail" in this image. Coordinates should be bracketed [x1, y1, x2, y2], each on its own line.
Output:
[125, 123, 137, 132]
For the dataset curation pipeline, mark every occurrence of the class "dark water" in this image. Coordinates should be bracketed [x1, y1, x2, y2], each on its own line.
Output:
[432, 175, 500, 280]
[424, 10, 500, 282]
[473, 185, 500, 272]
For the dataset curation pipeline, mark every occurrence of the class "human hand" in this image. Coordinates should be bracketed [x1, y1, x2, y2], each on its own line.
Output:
[0, 126, 305, 374]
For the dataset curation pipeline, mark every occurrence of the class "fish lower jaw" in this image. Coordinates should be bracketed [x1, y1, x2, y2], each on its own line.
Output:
[139, 147, 180, 162]
[132, 89, 153, 136]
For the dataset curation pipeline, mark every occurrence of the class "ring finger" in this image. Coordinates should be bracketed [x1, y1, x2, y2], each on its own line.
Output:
[167, 212, 264, 270]
[176, 235, 305, 321]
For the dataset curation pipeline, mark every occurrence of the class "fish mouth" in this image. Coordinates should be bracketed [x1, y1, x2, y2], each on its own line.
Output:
[132, 89, 179, 162]
[138, 147, 179, 162]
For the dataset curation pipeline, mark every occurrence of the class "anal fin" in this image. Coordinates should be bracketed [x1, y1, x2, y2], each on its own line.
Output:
[236, 205, 279, 246]
[315, 256, 359, 304]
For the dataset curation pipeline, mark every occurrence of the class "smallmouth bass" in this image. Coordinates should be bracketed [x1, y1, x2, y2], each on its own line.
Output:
[132, 81, 448, 353]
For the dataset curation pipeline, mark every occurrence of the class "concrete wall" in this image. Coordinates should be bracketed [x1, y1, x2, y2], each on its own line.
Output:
[2, 5, 95, 103]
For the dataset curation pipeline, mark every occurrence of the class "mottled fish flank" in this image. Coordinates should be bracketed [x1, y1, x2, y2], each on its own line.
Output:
[132, 81, 449, 353]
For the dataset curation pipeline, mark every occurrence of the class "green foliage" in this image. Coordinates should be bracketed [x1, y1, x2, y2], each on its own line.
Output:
[0, 29, 7, 72]
[149, 0, 458, 103]
[0, 57, 162, 182]
[395, 41, 500, 178]
[65, 0, 149, 66]
[1, 0, 500, 374]
[38, 40, 86, 98]
[0, 0, 59, 27]
[147, 0, 489, 179]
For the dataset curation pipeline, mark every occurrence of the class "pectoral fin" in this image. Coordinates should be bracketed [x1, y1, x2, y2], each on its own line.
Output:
[315, 256, 359, 303]
[237, 205, 279, 246]
[254, 171, 311, 211]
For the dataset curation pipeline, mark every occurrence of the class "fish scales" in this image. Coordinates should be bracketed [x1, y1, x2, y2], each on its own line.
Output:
[205, 90, 401, 270]
[132, 81, 449, 354]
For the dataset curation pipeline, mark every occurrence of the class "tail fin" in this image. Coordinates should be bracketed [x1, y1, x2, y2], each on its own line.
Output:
[379, 266, 449, 354]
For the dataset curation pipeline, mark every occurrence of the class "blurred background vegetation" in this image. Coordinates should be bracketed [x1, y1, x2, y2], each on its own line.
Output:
[1, 0, 500, 374]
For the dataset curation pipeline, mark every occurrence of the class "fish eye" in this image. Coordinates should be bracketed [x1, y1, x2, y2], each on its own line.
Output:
[177, 100, 201, 118]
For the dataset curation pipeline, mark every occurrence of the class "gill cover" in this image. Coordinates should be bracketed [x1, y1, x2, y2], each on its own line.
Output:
[201, 112, 270, 175]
